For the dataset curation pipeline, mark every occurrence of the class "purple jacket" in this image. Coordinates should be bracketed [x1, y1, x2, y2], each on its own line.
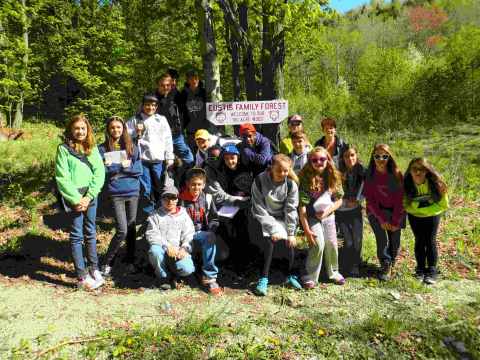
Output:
[239, 132, 273, 177]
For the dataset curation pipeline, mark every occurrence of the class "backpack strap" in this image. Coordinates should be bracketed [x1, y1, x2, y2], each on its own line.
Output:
[58, 143, 93, 173]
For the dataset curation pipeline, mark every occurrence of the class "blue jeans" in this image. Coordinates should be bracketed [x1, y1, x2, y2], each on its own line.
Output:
[193, 231, 218, 279]
[103, 196, 138, 266]
[173, 134, 194, 164]
[148, 244, 195, 278]
[69, 198, 99, 280]
[139, 162, 163, 215]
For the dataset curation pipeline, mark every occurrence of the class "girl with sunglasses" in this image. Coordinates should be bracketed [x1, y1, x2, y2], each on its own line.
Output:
[404, 157, 449, 284]
[298, 147, 346, 288]
[336, 145, 366, 276]
[365, 144, 405, 282]
[98, 116, 143, 278]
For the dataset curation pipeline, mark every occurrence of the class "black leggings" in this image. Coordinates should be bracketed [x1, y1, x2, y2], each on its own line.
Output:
[408, 213, 442, 270]
[258, 237, 294, 279]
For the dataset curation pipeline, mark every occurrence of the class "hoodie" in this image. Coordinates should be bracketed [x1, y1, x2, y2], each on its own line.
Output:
[337, 162, 366, 212]
[98, 143, 143, 197]
[146, 206, 195, 254]
[251, 170, 299, 237]
[126, 113, 174, 164]
[289, 144, 312, 176]
[239, 132, 274, 177]
[180, 82, 216, 135]
[178, 187, 220, 232]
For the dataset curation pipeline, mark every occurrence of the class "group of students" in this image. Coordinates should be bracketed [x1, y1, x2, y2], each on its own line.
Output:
[54, 74, 450, 295]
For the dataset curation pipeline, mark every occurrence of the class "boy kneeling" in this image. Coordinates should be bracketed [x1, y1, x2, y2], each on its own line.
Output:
[179, 168, 222, 295]
[146, 185, 195, 291]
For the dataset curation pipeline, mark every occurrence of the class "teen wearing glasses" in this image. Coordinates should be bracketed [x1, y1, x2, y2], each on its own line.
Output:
[365, 144, 405, 282]
[404, 157, 449, 284]
[298, 147, 346, 289]
[146, 185, 195, 291]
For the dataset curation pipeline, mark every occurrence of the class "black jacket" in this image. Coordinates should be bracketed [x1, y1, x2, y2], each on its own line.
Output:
[314, 135, 349, 168]
[179, 82, 216, 134]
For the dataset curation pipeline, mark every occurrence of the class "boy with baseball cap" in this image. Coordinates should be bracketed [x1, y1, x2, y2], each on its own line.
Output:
[279, 114, 311, 155]
[194, 129, 219, 167]
[146, 185, 195, 291]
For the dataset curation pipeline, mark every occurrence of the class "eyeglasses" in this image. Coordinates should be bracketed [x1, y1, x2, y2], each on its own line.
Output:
[162, 195, 178, 201]
[411, 166, 428, 172]
[311, 157, 328, 164]
[373, 154, 390, 160]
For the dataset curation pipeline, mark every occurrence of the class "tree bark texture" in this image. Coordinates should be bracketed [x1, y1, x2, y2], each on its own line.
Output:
[13, 0, 29, 130]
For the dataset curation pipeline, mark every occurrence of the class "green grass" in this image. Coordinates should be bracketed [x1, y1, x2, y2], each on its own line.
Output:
[1, 120, 480, 359]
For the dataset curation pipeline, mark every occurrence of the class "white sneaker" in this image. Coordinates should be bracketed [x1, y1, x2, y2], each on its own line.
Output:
[78, 274, 97, 290]
[91, 270, 105, 289]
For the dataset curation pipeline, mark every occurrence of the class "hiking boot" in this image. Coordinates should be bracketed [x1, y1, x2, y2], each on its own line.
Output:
[414, 268, 425, 282]
[203, 276, 222, 295]
[378, 262, 391, 282]
[91, 270, 106, 288]
[255, 277, 268, 296]
[287, 275, 302, 290]
[78, 274, 97, 290]
[424, 267, 437, 284]
[100, 264, 113, 278]
[350, 265, 360, 276]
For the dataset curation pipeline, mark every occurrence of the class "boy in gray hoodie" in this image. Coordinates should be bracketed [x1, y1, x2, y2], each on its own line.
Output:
[289, 130, 312, 176]
[146, 185, 195, 290]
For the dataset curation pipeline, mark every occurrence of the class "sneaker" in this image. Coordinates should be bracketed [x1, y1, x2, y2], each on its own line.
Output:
[77, 274, 97, 290]
[302, 280, 315, 290]
[424, 268, 437, 284]
[203, 276, 222, 295]
[335, 278, 346, 285]
[414, 269, 425, 282]
[157, 278, 172, 291]
[91, 270, 106, 288]
[287, 275, 302, 290]
[100, 264, 113, 278]
[255, 277, 268, 296]
[378, 262, 391, 282]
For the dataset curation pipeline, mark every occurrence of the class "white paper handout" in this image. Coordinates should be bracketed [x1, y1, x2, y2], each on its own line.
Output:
[218, 206, 240, 218]
[104, 150, 127, 164]
[313, 191, 333, 213]
[262, 220, 288, 240]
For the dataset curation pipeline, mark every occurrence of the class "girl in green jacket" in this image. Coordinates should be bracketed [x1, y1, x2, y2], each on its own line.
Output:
[55, 115, 106, 290]
[404, 157, 449, 284]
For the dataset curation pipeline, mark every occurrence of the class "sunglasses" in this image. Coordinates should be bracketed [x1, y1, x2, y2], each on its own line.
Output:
[162, 195, 178, 201]
[373, 154, 390, 160]
[311, 157, 328, 164]
[208, 156, 220, 161]
[411, 166, 428, 172]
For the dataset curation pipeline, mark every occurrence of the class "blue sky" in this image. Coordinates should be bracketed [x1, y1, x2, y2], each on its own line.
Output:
[328, 0, 391, 13]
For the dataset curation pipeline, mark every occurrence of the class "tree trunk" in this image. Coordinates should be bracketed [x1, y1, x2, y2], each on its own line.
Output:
[261, 0, 285, 145]
[13, 0, 28, 130]
[238, 3, 257, 102]
[195, 0, 224, 134]
[0, 16, 8, 127]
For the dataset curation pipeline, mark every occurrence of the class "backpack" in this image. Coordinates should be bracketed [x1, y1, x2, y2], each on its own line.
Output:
[54, 143, 93, 213]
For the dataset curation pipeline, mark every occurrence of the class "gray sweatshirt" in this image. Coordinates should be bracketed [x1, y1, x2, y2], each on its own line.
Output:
[126, 113, 174, 164]
[146, 206, 194, 254]
[289, 144, 312, 176]
[251, 170, 299, 237]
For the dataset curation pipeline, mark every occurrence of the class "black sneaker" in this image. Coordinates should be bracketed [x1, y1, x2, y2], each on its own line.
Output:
[414, 269, 425, 282]
[378, 262, 391, 282]
[424, 268, 437, 284]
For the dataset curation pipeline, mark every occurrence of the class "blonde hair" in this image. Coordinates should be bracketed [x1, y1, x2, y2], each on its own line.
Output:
[272, 154, 299, 186]
[63, 115, 95, 155]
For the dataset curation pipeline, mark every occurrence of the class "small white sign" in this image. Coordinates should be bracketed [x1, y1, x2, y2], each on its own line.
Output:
[206, 100, 289, 126]
[104, 150, 127, 164]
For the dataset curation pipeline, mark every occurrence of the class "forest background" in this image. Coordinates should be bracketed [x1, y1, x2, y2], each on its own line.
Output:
[1, 0, 480, 134]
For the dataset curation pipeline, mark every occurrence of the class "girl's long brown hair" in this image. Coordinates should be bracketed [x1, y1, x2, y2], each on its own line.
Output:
[299, 147, 341, 193]
[271, 154, 299, 186]
[105, 116, 134, 157]
[404, 157, 448, 201]
[63, 115, 95, 155]
[366, 144, 403, 189]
